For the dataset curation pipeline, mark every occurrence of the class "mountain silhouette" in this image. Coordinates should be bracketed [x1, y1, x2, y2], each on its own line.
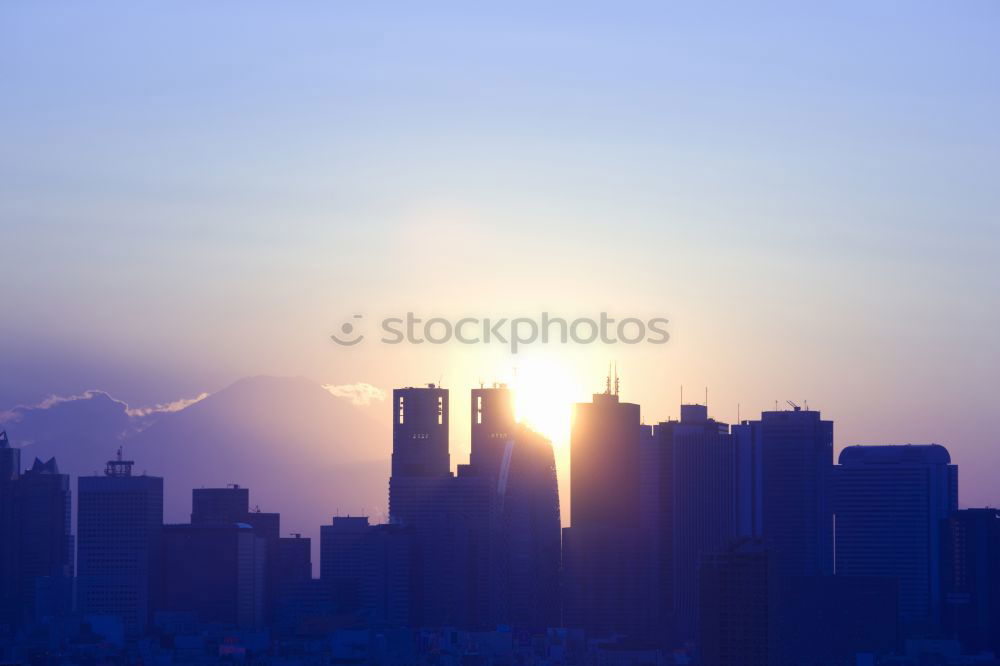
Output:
[1, 376, 392, 569]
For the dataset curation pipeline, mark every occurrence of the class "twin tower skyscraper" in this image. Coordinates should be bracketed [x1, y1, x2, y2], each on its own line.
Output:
[387, 383, 561, 630]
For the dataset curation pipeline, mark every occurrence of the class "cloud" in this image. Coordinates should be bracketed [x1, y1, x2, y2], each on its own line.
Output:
[0, 390, 120, 424]
[125, 393, 209, 418]
[0, 390, 209, 424]
[322, 382, 386, 406]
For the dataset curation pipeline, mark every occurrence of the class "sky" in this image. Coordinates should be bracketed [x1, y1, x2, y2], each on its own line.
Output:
[2, 2, 999, 510]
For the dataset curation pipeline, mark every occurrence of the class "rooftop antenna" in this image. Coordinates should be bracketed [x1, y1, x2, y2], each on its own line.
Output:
[737, 403, 741, 423]
[705, 386, 708, 407]
[614, 362, 619, 396]
[605, 363, 612, 395]
[105, 447, 134, 477]
[680, 385, 684, 405]
[804, 399, 809, 410]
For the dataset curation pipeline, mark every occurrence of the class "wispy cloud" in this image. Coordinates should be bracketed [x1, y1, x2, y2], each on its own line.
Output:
[125, 393, 209, 418]
[322, 382, 386, 406]
[0, 390, 116, 423]
[0, 390, 209, 424]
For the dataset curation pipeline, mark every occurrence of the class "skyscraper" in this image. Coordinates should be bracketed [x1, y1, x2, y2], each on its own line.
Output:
[320, 516, 414, 627]
[160, 522, 266, 629]
[639, 421, 673, 640]
[835, 444, 958, 633]
[387, 384, 490, 628]
[190, 484, 283, 622]
[563, 381, 649, 638]
[495, 423, 561, 630]
[191, 484, 249, 523]
[78, 450, 163, 636]
[468, 384, 561, 630]
[753, 407, 833, 578]
[390, 384, 449, 480]
[362, 523, 414, 628]
[276, 534, 312, 584]
[0, 431, 21, 634]
[470, 383, 516, 479]
[243, 508, 281, 622]
[13, 456, 73, 626]
[699, 538, 774, 666]
[942, 508, 1000, 655]
[570, 385, 640, 529]
[0, 431, 17, 482]
[670, 404, 737, 639]
[320, 516, 370, 614]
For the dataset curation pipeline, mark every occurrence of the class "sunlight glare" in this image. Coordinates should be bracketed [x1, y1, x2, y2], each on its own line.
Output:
[510, 356, 581, 447]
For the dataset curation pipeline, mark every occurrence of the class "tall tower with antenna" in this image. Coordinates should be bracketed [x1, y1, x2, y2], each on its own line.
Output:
[78, 453, 163, 636]
[563, 372, 645, 636]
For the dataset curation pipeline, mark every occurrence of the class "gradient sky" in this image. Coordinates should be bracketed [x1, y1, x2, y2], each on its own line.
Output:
[2, 3, 999, 510]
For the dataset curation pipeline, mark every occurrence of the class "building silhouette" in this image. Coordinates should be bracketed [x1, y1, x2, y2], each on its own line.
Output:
[0, 435, 74, 634]
[77, 450, 163, 636]
[753, 407, 833, 578]
[386, 383, 559, 631]
[640, 405, 763, 645]
[494, 423, 561, 630]
[942, 508, 1000, 655]
[0, 431, 18, 634]
[320, 516, 413, 627]
[670, 404, 738, 640]
[469, 384, 561, 631]
[387, 384, 494, 628]
[569, 383, 640, 529]
[638, 422, 671, 639]
[470, 384, 516, 479]
[160, 522, 266, 629]
[563, 380, 650, 639]
[775, 572, 899, 662]
[835, 444, 958, 634]
[191, 484, 283, 621]
[320, 516, 370, 615]
[191, 484, 249, 523]
[390, 385, 449, 480]
[11, 455, 73, 627]
[243, 509, 281, 622]
[699, 538, 774, 666]
[276, 533, 312, 585]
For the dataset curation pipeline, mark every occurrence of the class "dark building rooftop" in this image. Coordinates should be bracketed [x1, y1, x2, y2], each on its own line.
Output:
[839, 443, 951, 465]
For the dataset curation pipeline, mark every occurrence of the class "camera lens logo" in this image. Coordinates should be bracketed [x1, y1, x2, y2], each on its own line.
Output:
[330, 315, 364, 346]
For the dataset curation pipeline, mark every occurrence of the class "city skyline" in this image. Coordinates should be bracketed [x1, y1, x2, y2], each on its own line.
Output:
[3, 376, 996, 663]
[0, 373, 984, 555]
[3, 2, 998, 662]
[1, 370, 994, 537]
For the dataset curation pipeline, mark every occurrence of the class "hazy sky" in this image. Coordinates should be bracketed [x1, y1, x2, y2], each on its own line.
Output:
[2, 3, 999, 508]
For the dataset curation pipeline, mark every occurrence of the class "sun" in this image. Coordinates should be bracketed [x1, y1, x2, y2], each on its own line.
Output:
[509, 355, 582, 447]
